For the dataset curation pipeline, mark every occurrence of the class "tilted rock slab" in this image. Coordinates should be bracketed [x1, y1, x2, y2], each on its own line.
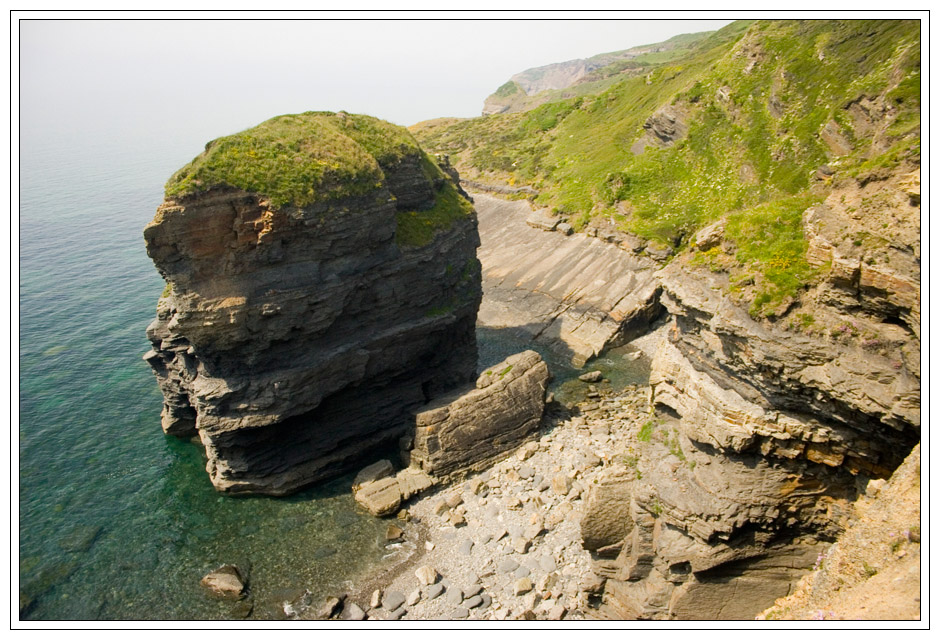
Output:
[143, 112, 482, 495]
[409, 350, 549, 478]
[474, 192, 662, 366]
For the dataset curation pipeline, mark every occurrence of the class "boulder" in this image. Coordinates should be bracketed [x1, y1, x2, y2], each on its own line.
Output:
[200, 565, 246, 599]
[409, 351, 550, 478]
[353, 477, 402, 517]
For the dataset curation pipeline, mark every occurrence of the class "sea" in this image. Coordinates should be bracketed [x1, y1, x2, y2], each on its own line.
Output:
[17, 121, 650, 621]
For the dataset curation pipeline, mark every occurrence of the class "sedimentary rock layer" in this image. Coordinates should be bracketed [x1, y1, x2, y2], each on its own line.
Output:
[409, 350, 549, 478]
[144, 113, 482, 495]
[474, 192, 662, 366]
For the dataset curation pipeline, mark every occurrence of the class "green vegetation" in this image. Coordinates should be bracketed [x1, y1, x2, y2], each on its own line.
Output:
[666, 429, 686, 462]
[499, 365, 514, 378]
[160, 282, 172, 299]
[415, 20, 920, 318]
[165, 111, 423, 208]
[637, 419, 656, 443]
[396, 180, 475, 248]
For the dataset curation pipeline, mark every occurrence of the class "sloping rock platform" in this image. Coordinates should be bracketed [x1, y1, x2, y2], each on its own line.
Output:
[473, 192, 661, 366]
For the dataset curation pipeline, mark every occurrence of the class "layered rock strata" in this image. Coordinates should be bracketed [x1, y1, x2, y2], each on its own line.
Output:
[408, 350, 550, 478]
[581, 244, 920, 619]
[144, 112, 482, 495]
[474, 193, 662, 366]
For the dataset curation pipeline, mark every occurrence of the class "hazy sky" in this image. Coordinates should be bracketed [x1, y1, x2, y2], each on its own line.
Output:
[20, 18, 733, 147]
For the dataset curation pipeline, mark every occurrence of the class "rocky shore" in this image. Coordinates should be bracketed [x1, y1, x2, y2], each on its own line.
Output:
[307, 331, 664, 622]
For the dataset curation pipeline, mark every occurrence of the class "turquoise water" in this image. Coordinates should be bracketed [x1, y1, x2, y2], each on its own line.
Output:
[18, 128, 650, 621]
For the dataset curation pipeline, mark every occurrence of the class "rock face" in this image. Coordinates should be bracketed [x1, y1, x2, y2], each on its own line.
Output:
[409, 351, 550, 478]
[474, 193, 662, 366]
[581, 239, 919, 619]
[143, 112, 482, 495]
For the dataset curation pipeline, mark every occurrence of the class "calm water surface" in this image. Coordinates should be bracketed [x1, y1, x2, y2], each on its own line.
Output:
[18, 127, 649, 620]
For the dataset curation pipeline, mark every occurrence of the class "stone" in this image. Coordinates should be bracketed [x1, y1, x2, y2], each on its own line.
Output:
[144, 115, 481, 494]
[387, 607, 406, 620]
[410, 351, 550, 477]
[447, 587, 464, 605]
[539, 556, 557, 572]
[200, 565, 246, 599]
[415, 565, 439, 586]
[426, 583, 445, 600]
[433, 499, 449, 516]
[536, 573, 558, 593]
[480, 593, 493, 609]
[370, 589, 382, 609]
[339, 602, 366, 621]
[352, 459, 395, 492]
[523, 524, 544, 540]
[507, 497, 523, 510]
[464, 583, 483, 598]
[354, 477, 402, 517]
[579, 371, 603, 383]
[513, 538, 531, 554]
[551, 474, 572, 496]
[548, 604, 567, 620]
[446, 493, 464, 509]
[452, 606, 469, 619]
[514, 565, 531, 579]
[382, 590, 405, 611]
[519, 464, 534, 479]
[396, 468, 435, 500]
[57, 525, 102, 553]
[465, 594, 483, 609]
[498, 558, 520, 574]
[459, 538, 474, 555]
[523, 592, 541, 611]
[526, 209, 560, 232]
[316, 595, 343, 620]
[425, 541, 435, 551]
[557, 223, 573, 236]
[514, 578, 534, 596]
[406, 589, 421, 606]
[693, 219, 725, 252]
[385, 524, 404, 541]
[449, 512, 467, 527]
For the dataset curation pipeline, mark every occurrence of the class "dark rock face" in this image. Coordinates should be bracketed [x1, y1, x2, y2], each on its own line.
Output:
[144, 130, 482, 495]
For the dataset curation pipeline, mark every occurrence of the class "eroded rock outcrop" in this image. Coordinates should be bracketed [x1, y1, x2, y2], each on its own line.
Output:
[581, 234, 919, 618]
[409, 350, 550, 478]
[144, 112, 482, 495]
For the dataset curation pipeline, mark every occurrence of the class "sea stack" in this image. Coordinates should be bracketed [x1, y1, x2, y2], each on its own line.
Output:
[143, 111, 482, 495]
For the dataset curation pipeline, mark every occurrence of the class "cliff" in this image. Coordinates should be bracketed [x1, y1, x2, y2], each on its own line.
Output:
[415, 19, 920, 619]
[143, 112, 482, 495]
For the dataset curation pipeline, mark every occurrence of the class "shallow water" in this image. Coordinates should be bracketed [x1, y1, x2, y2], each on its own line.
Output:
[18, 128, 650, 620]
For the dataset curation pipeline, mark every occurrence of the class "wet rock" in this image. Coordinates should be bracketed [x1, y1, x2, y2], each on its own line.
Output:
[579, 371, 603, 383]
[200, 565, 246, 599]
[386, 524, 404, 541]
[316, 595, 343, 620]
[57, 525, 102, 553]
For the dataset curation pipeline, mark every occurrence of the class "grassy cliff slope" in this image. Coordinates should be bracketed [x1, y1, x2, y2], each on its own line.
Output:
[414, 19, 920, 316]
